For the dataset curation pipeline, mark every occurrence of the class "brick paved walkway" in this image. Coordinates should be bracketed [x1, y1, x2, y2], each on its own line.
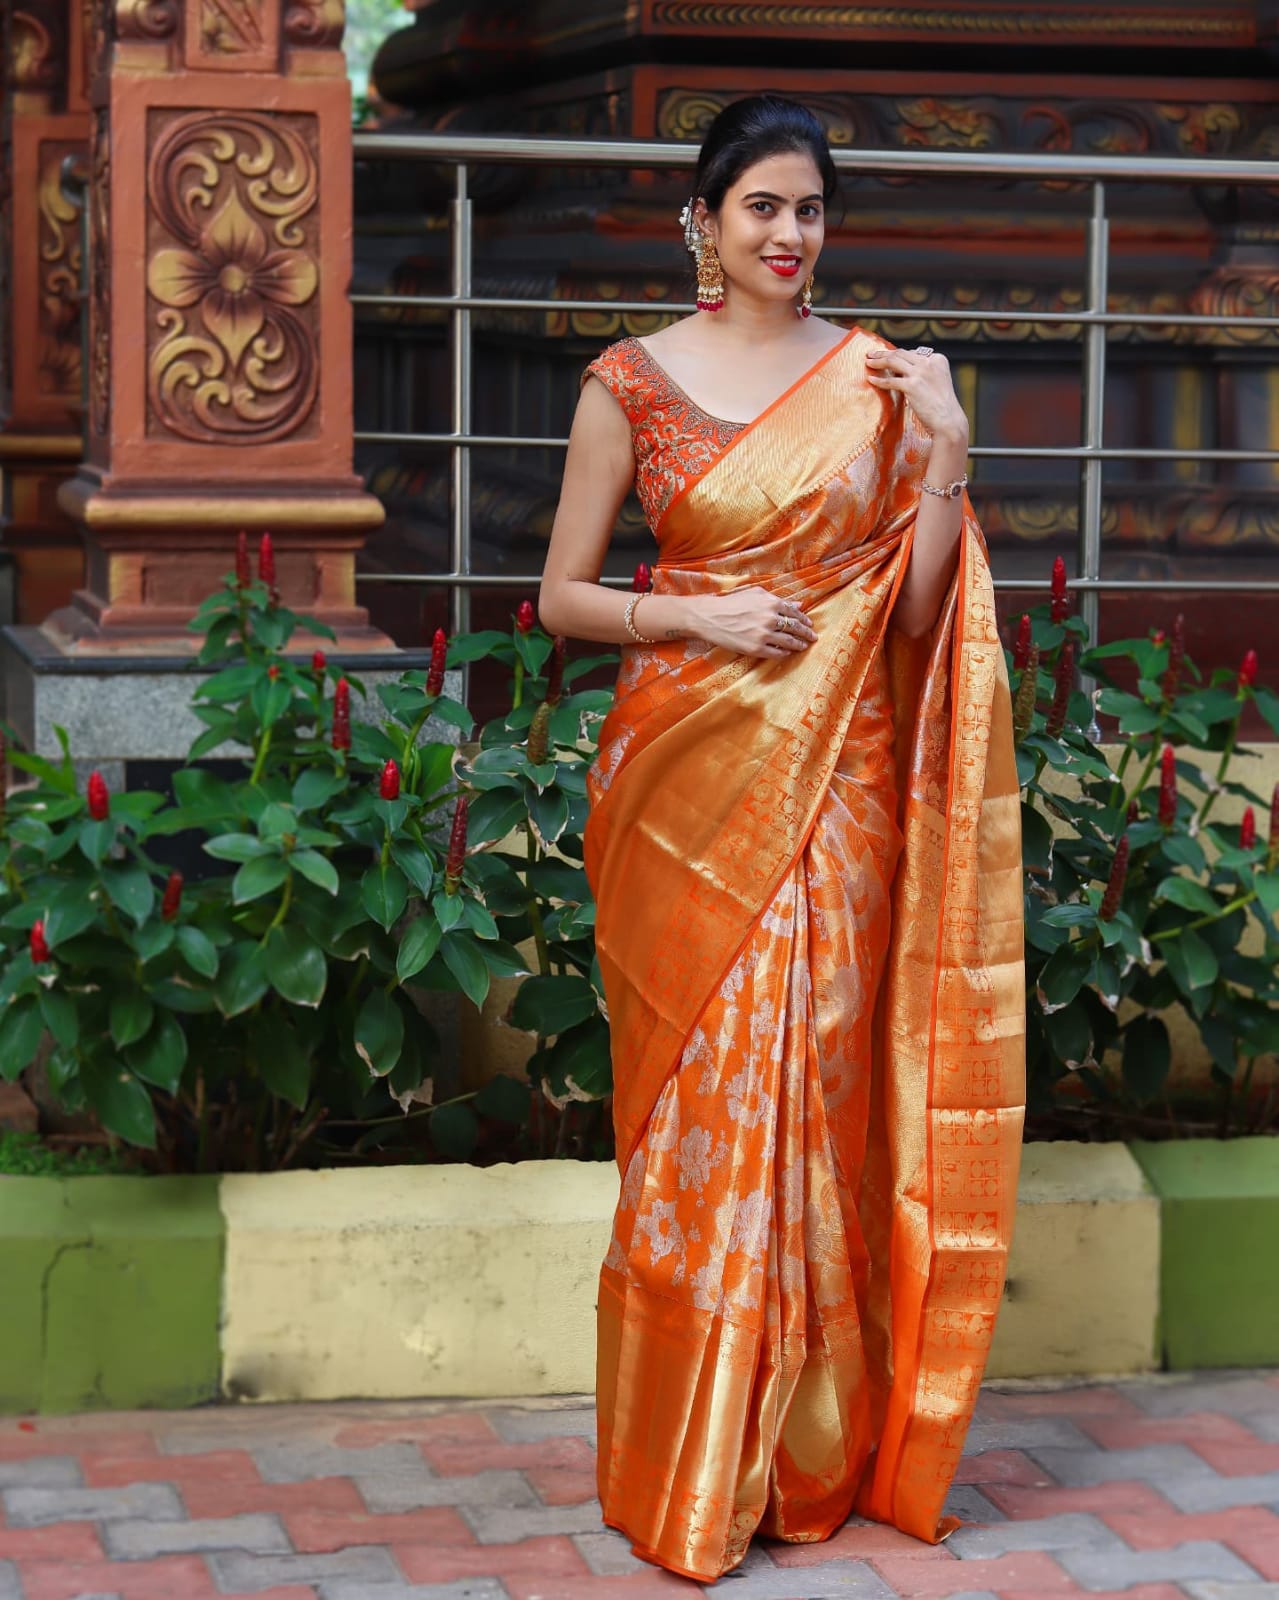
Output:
[3, 1371, 1279, 1599]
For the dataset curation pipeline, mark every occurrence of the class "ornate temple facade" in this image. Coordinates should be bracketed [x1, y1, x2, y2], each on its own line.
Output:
[356, 0, 1279, 674]
[1, 1, 1277, 678]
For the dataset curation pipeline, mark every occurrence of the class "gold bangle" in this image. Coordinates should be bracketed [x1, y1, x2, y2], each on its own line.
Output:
[623, 592, 659, 644]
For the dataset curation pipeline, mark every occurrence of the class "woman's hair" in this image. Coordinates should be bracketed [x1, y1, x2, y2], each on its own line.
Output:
[693, 95, 838, 212]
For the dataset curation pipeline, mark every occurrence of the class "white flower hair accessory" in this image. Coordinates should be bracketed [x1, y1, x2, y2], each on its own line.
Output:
[680, 197, 703, 260]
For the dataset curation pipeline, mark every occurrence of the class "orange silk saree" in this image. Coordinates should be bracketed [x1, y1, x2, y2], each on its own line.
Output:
[581, 328, 1025, 1582]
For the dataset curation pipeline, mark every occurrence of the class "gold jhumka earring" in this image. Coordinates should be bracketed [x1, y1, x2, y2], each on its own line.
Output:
[680, 197, 725, 313]
[696, 237, 725, 312]
[798, 273, 814, 318]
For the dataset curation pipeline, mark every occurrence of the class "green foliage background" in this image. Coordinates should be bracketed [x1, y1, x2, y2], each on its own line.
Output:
[345, 0, 406, 98]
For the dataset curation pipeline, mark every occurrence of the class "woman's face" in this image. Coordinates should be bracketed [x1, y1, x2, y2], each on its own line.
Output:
[698, 150, 826, 308]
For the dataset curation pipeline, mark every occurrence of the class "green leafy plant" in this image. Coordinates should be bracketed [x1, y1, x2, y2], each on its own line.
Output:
[1013, 560, 1279, 1137]
[0, 536, 528, 1171]
[442, 594, 622, 1160]
[0, 1127, 132, 1176]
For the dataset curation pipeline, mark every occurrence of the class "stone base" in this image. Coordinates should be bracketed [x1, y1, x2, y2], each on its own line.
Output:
[2, 624, 460, 765]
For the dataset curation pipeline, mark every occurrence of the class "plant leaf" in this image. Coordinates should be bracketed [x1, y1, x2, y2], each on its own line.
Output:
[439, 931, 490, 1009]
[291, 849, 339, 896]
[354, 988, 404, 1077]
[0, 996, 44, 1080]
[233, 855, 289, 905]
[263, 925, 327, 1007]
[126, 1013, 188, 1095]
[361, 862, 409, 931]
[396, 915, 443, 983]
[176, 925, 219, 979]
[80, 1058, 157, 1148]
[215, 942, 270, 1017]
[110, 988, 154, 1050]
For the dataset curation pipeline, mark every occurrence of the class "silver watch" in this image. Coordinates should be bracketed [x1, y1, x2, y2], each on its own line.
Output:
[921, 473, 968, 499]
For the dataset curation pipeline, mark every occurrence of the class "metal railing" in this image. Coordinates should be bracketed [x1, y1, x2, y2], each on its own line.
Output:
[352, 132, 1279, 641]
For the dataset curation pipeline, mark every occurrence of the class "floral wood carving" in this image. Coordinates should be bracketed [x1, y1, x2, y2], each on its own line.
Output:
[90, 106, 110, 435]
[200, 0, 264, 55]
[284, 0, 343, 49]
[9, 8, 64, 90]
[145, 111, 320, 444]
[114, 0, 179, 41]
[37, 143, 82, 399]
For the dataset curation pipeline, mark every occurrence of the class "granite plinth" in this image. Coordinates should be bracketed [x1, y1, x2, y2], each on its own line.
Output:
[1, 625, 462, 763]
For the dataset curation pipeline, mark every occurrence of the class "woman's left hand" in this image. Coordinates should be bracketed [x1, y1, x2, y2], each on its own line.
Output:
[865, 344, 969, 443]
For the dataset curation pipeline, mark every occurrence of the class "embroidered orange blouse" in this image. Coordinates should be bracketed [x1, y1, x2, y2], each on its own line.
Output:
[582, 337, 745, 527]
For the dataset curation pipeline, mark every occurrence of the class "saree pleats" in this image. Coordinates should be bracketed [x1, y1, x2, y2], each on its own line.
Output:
[583, 330, 1025, 1581]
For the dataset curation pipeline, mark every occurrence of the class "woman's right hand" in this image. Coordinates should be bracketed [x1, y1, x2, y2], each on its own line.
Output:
[685, 587, 818, 658]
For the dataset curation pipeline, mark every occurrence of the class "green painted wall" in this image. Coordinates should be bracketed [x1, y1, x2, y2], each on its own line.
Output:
[1129, 1137, 1279, 1370]
[0, 1175, 223, 1414]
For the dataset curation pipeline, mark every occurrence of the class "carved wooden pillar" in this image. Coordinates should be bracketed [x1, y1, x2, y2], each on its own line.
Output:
[51, 0, 385, 650]
[0, 1, 89, 624]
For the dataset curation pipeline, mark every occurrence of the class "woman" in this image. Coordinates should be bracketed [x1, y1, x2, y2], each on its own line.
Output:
[538, 95, 1025, 1583]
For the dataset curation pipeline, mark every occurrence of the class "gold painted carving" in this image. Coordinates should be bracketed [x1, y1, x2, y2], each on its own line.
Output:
[114, 0, 179, 41]
[37, 145, 82, 399]
[284, 0, 343, 48]
[648, 4, 1248, 40]
[1158, 104, 1242, 155]
[896, 99, 998, 149]
[657, 90, 858, 146]
[199, 0, 264, 55]
[10, 9, 62, 89]
[145, 111, 320, 443]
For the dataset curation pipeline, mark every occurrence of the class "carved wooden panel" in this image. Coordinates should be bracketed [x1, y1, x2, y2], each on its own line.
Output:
[144, 108, 320, 443]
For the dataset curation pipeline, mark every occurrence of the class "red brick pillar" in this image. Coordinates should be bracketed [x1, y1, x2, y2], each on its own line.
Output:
[0, 1, 90, 623]
[52, 0, 385, 651]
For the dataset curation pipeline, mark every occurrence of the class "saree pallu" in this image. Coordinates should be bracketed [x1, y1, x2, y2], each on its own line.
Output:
[582, 330, 1025, 1582]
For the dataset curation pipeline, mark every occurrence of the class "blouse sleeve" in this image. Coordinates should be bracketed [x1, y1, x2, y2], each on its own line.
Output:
[580, 340, 648, 431]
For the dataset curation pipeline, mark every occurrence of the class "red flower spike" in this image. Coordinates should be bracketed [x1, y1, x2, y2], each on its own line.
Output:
[1013, 614, 1032, 671]
[1161, 613, 1186, 704]
[267, 665, 280, 681]
[632, 562, 653, 594]
[1126, 798, 1141, 824]
[527, 702, 551, 766]
[30, 919, 50, 964]
[379, 759, 401, 802]
[444, 794, 469, 894]
[161, 871, 183, 923]
[258, 532, 276, 589]
[426, 628, 447, 698]
[1158, 743, 1177, 829]
[87, 770, 109, 822]
[1238, 648, 1259, 691]
[331, 677, 351, 752]
[1101, 834, 1130, 923]
[1151, 629, 1166, 646]
[312, 650, 327, 674]
[1269, 781, 1279, 869]
[515, 600, 536, 634]
[234, 530, 250, 590]
[1045, 641, 1075, 739]
[1050, 556, 1070, 623]
[1240, 806, 1257, 850]
[1012, 643, 1039, 745]
[545, 636, 566, 708]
